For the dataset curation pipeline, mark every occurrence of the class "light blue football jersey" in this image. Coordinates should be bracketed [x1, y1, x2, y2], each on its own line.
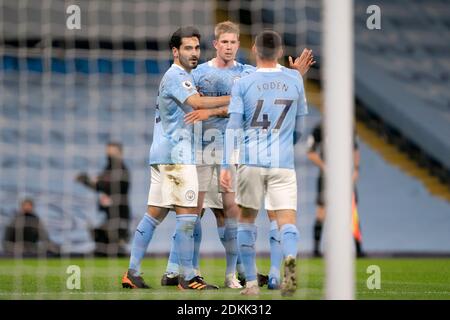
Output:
[148, 92, 172, 165]
[148, 64, 198, 164]
[228, 68, 308, 169]
[192, 60, 255, 151]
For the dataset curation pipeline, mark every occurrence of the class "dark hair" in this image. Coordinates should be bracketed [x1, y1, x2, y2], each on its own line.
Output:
[21, 198, 34, 206]
[169, 26, 201, 50]
[255, 30, 282, 60]
[107, 141, 123, 152]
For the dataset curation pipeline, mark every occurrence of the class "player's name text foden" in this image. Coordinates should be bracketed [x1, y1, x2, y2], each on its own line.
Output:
[256, 80, 290, 92]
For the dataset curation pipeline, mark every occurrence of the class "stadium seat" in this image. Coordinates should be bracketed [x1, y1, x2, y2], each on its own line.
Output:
[355, 0, 450, 170]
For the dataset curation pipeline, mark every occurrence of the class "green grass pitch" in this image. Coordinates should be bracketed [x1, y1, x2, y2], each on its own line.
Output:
[0, 257, 449, 300]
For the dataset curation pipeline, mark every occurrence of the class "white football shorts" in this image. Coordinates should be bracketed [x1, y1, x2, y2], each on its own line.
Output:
[235, 165, 297, 211]
[147, 164, 198, 208]
[197, 164, 237, 193]
[202, 167, 224, 209]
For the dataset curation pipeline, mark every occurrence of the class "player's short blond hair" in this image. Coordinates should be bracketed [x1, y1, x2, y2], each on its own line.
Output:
[214, 21, 240, 40]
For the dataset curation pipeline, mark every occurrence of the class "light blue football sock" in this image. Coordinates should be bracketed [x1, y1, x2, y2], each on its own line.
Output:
[224, 218, 239, 276]
[280, 224, 299, 259]
[269, 220, 283, 280]
[174, 214, 197, 281]
[165, 218, 203, 276]
[218, 226, 226, 246]
[236, 254, 245, 275]
[192, 216, 202, 271]
[128, 214, 160, 275]
[165, 231, 179, 275]
[237, 223, 257, 282]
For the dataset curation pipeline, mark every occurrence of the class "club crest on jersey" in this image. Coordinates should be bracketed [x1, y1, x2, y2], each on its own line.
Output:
[182, 80, 193, 90]
[185, 190, 196, 201]
[232, 76, 241, 83]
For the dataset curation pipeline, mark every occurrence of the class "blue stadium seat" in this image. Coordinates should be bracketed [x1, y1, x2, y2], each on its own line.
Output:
[1, 155, 19, 169]
[1, 127, 19, 144]
[72, 130, 89, 145]
[1, 104, 19, 120]
[49, 130, 65, 145]
[23, 156, 42, 169]
[25, 128, 43, 144]
[48, 156, 65, 170]
[72, 156, 90, 170]
[355, 0, 450, 170]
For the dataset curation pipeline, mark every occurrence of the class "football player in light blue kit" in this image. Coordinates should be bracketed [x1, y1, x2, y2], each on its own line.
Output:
[160, 22, 254, 289]
[164, 21, 314, 289]
[221, 30, 308, 296]
[122, 26, 230, 290]
[187, 22, 254, 289]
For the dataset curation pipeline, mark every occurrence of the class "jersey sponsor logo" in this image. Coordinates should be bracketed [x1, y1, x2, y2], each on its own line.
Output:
[185, 190, 196, 201]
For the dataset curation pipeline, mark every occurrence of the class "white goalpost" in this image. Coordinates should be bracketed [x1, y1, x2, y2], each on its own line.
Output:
[323, 0, 355, 299]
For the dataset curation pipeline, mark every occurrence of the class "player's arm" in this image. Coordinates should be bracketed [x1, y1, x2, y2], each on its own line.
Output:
[289, 48, 316, 76]
[168, 74, 229, 111]
[185, 94, 230, 110]
[208, 106, 228, 117]
[220, 80, 244, 191]
[293, 117, 303, 144]
[294, 82, 309, 144]
[220, 112, 243, 192]
[184, 106, 228, 124]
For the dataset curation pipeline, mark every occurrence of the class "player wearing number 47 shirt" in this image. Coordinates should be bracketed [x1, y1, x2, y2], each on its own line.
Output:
[221, 30, 308, 296]
[122, 26, 230, 290]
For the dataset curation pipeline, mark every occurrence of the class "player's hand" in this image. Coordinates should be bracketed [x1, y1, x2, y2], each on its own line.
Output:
[220, 168, 233, 192]
[184, 109, 211, 124]
[289, 48, 316, 76]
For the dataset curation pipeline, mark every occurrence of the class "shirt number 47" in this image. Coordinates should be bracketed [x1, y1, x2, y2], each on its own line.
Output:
[250, 99, 294, 130]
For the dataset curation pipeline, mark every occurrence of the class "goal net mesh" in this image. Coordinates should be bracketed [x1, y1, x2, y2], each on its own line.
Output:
[0, 0, 322, 299]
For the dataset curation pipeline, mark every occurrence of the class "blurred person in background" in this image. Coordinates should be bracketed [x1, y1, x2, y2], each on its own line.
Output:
[3, 198, 60, 257]
[76, 142, 131, 257]
[307, 122, 365, 258]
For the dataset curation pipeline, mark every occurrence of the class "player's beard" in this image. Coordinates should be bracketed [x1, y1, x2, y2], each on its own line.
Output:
[179, 54, 198, 71]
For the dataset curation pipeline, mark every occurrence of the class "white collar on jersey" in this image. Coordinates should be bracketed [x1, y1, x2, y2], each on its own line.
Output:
[172, 63, 187, 72]
[256, 67, 282, 72]
[208, 59, 237, 68]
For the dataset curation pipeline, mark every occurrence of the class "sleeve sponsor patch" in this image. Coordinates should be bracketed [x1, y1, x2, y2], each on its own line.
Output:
[182, 80, 194, 90]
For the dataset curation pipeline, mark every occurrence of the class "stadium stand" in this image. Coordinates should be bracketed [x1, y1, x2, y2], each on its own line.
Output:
[354, 0, 450, 184]
[0, 0, 449, 257]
